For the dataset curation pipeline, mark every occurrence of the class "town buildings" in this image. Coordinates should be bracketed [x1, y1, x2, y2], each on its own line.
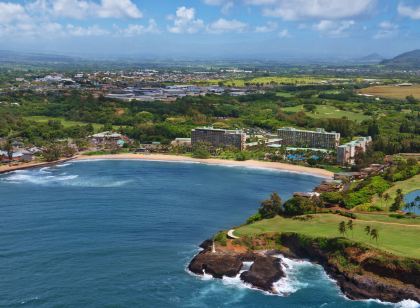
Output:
[336, 136, 372, 165]
[191, 127, 246, 150]
[277, 127, 340, 149]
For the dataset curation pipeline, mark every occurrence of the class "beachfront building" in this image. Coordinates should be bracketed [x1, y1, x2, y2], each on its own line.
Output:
[277, 127, 340, 150]
[171, 138, 192, 147]
[191, 127, 246, 150]
[337, 136, 372, 165]
[90, 131, 131, 149]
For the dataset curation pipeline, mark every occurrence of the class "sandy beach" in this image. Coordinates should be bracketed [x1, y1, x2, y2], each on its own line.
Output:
[75, 153, 334, 178]
[0, 157, 75, 174]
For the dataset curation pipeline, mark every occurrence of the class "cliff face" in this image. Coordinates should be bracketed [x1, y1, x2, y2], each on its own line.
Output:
[279, 233, 420, 303]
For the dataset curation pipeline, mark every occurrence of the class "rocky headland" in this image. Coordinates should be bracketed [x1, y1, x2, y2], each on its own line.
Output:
[188, 233, 420, 303]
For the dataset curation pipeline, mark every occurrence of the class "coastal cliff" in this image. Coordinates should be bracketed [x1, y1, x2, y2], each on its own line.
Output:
[188, 234, 420, 303]
[279, 233, 420, 303]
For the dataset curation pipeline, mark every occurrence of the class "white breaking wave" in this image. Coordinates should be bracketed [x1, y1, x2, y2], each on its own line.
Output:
[189, 254, 318, 297]
[1, 169, 132, 188]
[273, 255, 312, 295]
[56, 163, 72, 168]
[355, 298, 420, 308]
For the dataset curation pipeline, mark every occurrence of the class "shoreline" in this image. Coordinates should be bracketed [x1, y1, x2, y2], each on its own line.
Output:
[0, 157, 76, 175]
[74, 153, 334, 178]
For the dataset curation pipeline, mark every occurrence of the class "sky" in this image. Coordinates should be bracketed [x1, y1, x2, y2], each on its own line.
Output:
[1, 0, 420, 59]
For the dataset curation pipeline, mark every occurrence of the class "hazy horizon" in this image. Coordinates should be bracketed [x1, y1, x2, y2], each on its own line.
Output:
[1, 0, 420, 59]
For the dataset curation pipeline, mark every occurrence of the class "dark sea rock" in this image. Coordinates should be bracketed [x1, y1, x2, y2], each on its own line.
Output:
[240, 255, 284, 292]
[188, 250, 243, 278]
[188, 248, 284, 292]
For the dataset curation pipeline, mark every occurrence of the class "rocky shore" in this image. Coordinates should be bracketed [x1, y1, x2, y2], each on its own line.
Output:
[188, 234, 420, 303]
[188, 240, 284, 293]
[279, 233, 420, 303]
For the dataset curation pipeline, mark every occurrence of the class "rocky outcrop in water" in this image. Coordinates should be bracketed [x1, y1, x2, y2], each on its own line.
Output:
[188, 240, 284, 292]
[240, 255, 283, 292]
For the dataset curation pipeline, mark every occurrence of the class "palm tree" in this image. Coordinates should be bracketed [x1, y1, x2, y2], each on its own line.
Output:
[364, 225, 371, 237]
[377, 191, 383, 207]
[347, 220, 354, 238]
[338, 221, 347, 237]
[370, 228, 379, 244]
[383, 193, 390, 208]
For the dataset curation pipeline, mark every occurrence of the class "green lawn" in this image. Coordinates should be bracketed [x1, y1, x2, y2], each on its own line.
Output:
[24, 116, 108, 132]
[235, 213, 420, 258]
[282, 105, 370, 122]
[276, 91, 294, 98]
[356, 213, 420, 225]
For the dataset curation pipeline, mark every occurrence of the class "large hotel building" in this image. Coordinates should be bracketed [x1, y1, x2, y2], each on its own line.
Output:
[191, 127, 246, 150]
[277, 127, 340, 149]
[337, 137, 372, 165]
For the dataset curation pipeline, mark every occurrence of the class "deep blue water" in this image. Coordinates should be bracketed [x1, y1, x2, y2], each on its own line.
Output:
[0, 160, 414, 307]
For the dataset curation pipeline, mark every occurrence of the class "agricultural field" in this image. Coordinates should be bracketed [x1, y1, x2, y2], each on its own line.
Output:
[206, 76, 331, 87]
[235, 213, 420, 258]
[359, 84, 420, 100]
[282, 104, 370, 122]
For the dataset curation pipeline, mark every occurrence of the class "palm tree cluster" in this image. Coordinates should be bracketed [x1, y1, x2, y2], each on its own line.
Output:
[364, 225, 379, 243]
[338, 221, 379, 244]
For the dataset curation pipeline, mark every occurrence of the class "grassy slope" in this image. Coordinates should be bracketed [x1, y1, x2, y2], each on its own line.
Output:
[370, 174, 420, 210]
[282, 105, 370, 122]
[235, 213, 420, 258]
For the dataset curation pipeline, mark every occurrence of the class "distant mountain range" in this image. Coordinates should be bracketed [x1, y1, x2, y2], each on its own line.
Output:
[0, 50, 79, 64]
[381, 49, 420, 69]
[357, 53, 385, 64]
[1, 49, 420, 69]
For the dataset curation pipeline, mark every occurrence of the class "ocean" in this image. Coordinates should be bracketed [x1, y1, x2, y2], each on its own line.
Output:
[0, 160, 416, 307]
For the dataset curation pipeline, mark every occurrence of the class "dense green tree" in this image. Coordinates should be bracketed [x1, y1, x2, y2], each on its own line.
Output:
[258, 192, 282, 219]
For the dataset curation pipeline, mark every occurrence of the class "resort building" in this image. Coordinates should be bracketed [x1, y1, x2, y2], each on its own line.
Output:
[171, 138, 192, 147]
[277, 127, 340, 149]
[90, 131, 131, 148]
[336, 136, 372, 165]
[191, 127, 246, 150]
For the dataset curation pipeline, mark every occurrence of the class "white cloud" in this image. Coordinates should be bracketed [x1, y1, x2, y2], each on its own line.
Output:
[221, 1, 234, 14]
[207, 18, 247, 33]
[33, 0, 143, 20]
[255, 21, 277, 32]
[0, 2, 30, 24]
[168, 7, 204, 34]
[398, 3, 420, 20]
[204, 0, 235, 14]
[97, 0, 143, 19]
[245, 0, 376, 20]
[116, 19, 159, 37]
[278, 28, 289, 37]
[313, 19, 355, 37]
[66, 24, 109, 36]
[374, 21, 399, 39]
